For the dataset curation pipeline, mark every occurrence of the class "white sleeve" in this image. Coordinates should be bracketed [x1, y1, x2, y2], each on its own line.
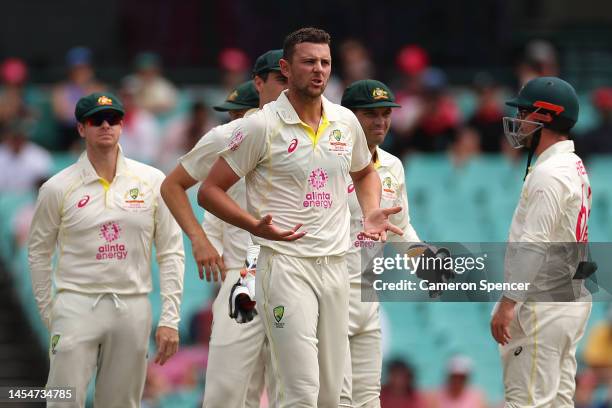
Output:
[27, 182, 61, 329]
[180, 126, 231, 181]
[153, 176, 186, 330]
[390, 164, 420, 243]
[349, 115, 372, 172]
[220, 115, 269, 178]
[504, 171, 566, 301]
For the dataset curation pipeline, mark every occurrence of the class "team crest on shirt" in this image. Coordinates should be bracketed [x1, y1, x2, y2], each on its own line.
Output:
[381, 175, 398, 200]
[328, 129, 349, 155]
[123, 187, 145, 209]
[229, 130, 245, 151]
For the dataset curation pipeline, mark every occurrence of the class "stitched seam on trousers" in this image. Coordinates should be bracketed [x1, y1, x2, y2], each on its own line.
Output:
[261, 252, 285, 406]
[528, 304, 538, 406]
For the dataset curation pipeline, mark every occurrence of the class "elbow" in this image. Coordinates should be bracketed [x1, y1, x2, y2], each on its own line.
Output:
[160, 178, 171, 201]
[197, 183, 209, 209]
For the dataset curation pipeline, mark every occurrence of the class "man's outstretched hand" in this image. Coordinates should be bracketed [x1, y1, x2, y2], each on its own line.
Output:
[362, 206, 404, 242]
[251, 214, 306, 241]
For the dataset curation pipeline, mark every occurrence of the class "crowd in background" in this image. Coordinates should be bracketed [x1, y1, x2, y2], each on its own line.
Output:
[2, 38, 612, 407]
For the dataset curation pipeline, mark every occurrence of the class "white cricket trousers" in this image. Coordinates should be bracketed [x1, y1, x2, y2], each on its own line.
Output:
[46, 290, 151, 408]
[203, 268, 272, 408]
[339, 283, 382, 408]
[501, 301, 592, 407]
[256, 247, 349, 408]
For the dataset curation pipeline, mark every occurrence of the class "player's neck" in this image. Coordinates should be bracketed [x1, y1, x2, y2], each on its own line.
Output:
[86, 144, 119, 183]
[286, 89, 323, 129]
[534, 131, 568, 156]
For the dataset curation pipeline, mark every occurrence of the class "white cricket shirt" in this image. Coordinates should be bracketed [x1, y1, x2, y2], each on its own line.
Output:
[220, 91, 371, 257]
[347, 147, 420, 282]
[28, 148, 185, 329]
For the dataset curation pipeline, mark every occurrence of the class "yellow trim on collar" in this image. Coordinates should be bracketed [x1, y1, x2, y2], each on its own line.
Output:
[299, 112, 330, 147]
[98, 178, 111, 191]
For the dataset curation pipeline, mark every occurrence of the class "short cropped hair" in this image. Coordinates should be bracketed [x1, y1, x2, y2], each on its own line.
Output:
[283, 27, 331, 61]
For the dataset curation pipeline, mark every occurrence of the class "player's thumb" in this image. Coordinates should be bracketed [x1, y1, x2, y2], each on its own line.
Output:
[262, 214, 273, 225]
[384, 206, 402, 215]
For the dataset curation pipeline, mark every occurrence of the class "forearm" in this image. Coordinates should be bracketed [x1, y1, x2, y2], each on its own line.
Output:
[353, 169, 382, 216]
[160, 178, 204, 241]
[199, 182, 258, 234]
[28, 258, 53, 327]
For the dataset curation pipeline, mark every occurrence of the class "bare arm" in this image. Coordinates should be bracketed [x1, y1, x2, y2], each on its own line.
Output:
[199, 158, 305, 241]
[350, 163, 382, 217]
[351, 163, 403, 242]
[161, 164, 225, 281]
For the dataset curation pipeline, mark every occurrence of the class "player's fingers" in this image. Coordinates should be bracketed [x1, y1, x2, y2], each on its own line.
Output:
[155, 337, 168, 364]
[382, 206, 402, 215]
[281, 231, 307, 241]
[386, 223, 404, 236]
[362, 231, 380, 241]
[503, 325, 512, 343]
[197, 262, 204, 280]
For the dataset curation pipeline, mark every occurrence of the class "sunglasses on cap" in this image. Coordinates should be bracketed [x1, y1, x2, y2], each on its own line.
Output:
[84, 111, 123, 126]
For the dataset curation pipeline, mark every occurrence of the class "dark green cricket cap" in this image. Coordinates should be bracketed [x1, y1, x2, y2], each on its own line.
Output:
[213, 80, 259, 112]
[252, 49, 283, 76]
[341, 79, 401, 109]
[75, 92, 125, 122]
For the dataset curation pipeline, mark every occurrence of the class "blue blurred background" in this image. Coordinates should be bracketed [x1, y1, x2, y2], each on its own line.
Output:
[2, 1, 612, 407]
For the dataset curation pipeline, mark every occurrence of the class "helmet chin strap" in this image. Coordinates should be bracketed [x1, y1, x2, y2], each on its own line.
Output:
[524, 128, 542, 181]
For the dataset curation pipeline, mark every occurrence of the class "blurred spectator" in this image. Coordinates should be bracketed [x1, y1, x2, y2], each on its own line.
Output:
[324, 39, 375, 103]
[584, 305, 612, 384]
[218, 48, 250, 93]
[516, 40, 559, 87]
[390, 45, 429, 141]
[468, 72, 505, 152]
[380, 359, 427, 408]
[449, 126, 481, 168]
[123, 52, 178, 116]
[117, 80, 161, 164]
[575, 369, 611, 408]
[429, 355, 486, 408]
[141, 367, 171, 408]
[579, 88, 612, 157]
[158, 100, 217, 173]
[392, 67, 460, 156]
[189, 286, 218, 345]
[0, 58, 32, 126]
[0, 121, 51, 192]
[52, 47, 105, 151]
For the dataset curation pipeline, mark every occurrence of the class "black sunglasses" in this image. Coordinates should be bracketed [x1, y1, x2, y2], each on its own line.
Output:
[85, 111, 123, 126]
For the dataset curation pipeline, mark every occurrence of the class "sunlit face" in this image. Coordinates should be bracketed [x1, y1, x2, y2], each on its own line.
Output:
[280, 42, 331, 99]
[77, 111, 123, 149]
[254, 71, 288, 105]
[354, 107, 393, 148]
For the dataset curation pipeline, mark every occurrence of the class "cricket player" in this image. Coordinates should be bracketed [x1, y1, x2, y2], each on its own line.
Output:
[28, 92, 185, 407]
[198, 27, 403, 408]
[339, 79, 421, 408]
[160, 50, 287, 408]
[490, 76, 592, 407]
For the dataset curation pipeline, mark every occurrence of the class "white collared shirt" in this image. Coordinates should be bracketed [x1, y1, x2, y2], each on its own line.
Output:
[220, 91, 371, 257]
[179, 111, 259, 269]
[504, 140, 592, 301]
[28, 148, 185, 329]
[347, 147, 420, 282]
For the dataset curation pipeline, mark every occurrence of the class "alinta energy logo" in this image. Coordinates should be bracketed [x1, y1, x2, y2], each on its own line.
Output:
[97, 221, 128, 260]
[304, 168, 333, 209]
